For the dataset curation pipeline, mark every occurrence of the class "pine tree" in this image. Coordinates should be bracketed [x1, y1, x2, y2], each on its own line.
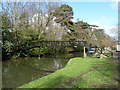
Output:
[53, 4, 73, 41]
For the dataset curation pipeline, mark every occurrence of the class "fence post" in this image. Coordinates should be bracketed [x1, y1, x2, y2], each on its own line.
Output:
[38, 46, 40, 59]
[95, 46, 97, 52]
[83, 47, 86, 58]
[101, 48, 102, 54]
[90, 44, 91, 51]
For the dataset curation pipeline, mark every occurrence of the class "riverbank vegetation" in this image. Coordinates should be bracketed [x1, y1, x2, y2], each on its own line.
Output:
[1, 1, 119, 89]
[1, 1, 117, 60]
[18, 56, 118, 88]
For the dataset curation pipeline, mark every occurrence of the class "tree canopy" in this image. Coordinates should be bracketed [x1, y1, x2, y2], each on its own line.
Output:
[1, 2, 114, 60]
[53, 4, 73, 25]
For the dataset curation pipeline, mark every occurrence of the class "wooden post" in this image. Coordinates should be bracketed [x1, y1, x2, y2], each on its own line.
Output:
[101, 48, 102, 54]
[95, 46, 97, 52]
[95, 47, 96, 52]
[38, 46, 40, 59]
[84, 47, 85, 58]
[90, 44, 91, 51]
[111, 51, 113, 59]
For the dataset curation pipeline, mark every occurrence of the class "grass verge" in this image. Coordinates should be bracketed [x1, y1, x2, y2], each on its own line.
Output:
[17, 56, 118, 88]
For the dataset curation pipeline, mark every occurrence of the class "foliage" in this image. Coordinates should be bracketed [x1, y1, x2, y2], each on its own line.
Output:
[28, 47, 45, 56]
[63, 21, 76, 41]
[2, 12, 15, 60]
[53, 4, 73, 25]
[102, 52, 111, 57]
[1, 2, 60, 60]
[2, 2, 114, 60]
[53, 4, 73, 41]
[26, 46, 68, 57]
[59, 47, 68, 54]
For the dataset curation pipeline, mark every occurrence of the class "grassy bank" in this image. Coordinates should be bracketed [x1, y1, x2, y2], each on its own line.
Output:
[18, 56, 118, 88]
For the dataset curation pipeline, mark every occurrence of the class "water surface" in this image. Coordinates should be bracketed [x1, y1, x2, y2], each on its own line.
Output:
[2, 52, 82, 88]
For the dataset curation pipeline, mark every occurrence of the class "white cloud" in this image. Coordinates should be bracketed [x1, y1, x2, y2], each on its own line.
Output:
[91, 21, 100, 26]
[110, 3, 118, 10]
[71, 19, 77, 22]
[113, 0, 120, 2]
[109, 25, 118, 33]
[91, 21, 105, 29]
[91, 14, 118, 37]
[91, 21, 118, 37]
[110, 0, 119, 10]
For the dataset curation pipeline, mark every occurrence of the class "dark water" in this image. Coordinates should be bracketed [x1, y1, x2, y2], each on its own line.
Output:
[2, 52, 82, 88]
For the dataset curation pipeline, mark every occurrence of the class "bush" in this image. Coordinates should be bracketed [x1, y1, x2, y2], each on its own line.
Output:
[59, 47, 68, 54]
[74, 46, 84, 52]
[2, 41, 14, 60]
[28, 47, 45, 57]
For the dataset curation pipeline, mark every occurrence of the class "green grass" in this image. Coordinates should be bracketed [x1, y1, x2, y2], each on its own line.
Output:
[18, 56, 117, 88]
[66, 62, 118, 88]
[102, 52, 111, 57]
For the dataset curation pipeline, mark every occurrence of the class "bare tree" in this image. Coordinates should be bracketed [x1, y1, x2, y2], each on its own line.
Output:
[0, 0, 62, 54]
[1, 0, 61, 40]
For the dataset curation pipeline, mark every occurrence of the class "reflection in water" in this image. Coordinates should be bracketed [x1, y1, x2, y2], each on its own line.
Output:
[54, 59, 63, 70]
[2, 52, 81, 88]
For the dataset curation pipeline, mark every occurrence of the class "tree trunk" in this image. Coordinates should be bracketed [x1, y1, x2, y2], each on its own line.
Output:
[59, 26, 62, 46]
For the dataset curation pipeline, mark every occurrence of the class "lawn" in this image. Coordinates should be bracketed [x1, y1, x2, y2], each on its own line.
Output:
[66, 61, 118, 88]
[18, 56, 118, 88]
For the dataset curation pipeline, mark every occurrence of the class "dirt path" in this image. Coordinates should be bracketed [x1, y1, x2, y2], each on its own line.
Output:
[62, 60, 113, 88]
[62, 51, 120, 88]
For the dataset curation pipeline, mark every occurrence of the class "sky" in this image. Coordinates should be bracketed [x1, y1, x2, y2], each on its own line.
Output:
[66, 1, 118, 37]
[1, 0, 119, 37]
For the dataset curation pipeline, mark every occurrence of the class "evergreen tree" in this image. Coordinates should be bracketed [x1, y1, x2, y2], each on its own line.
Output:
[2, 12, 14, 59]
[53, 4, 73, 41]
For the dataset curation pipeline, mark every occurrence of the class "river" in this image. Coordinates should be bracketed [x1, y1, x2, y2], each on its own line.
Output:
[2, 52, 83, 88]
